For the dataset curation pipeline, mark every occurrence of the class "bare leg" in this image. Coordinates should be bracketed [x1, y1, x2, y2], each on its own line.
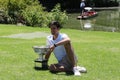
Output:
[48, 42, 78, 73]
[64, 42, 77, 67]
[49, 64, 66, 72]
[64, 42, 81, 76]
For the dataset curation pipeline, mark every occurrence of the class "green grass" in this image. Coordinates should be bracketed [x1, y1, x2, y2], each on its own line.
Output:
[0, 24, 120, 80]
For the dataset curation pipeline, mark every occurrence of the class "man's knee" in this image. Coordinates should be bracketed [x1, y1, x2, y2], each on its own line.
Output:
[64, 42, 71, 48]
[49, 64, 57, 71]
[49, 64, 60, 73]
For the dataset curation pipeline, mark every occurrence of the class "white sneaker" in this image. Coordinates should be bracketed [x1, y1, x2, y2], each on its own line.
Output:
[77, 66, 87, 73]
[73, 67, 81, 76]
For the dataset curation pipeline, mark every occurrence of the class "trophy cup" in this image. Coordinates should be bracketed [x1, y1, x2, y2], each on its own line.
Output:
[33, 46, 50, 69]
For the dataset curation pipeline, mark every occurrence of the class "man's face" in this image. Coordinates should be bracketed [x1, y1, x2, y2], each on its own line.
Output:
[50, 25, 59, 35]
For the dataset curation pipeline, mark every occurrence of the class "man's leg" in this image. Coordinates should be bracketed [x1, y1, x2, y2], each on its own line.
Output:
[64, 42, 81, 76]
[48, 55, 73, 72]
[64, 42, 77, 67]
[49, 64, 67, 72]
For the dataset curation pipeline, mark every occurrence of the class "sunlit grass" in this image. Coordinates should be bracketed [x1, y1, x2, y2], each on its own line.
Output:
[0, 24, 120, 80]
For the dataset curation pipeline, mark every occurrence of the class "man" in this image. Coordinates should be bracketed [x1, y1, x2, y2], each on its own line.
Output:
[45, 21, 83, 76]
[80, 0, 85, 15]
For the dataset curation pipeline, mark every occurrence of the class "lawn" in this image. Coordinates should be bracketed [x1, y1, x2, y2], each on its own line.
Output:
[0, 24, 120, 80]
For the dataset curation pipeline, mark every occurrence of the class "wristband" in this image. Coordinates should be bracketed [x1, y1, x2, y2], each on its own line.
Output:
[54, 44, 57, 47]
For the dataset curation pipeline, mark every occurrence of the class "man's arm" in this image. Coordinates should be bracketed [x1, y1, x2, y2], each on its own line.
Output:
[55, 37, 71, 46]
[45, 36, 71, 60]
[45, 50, 52, 60]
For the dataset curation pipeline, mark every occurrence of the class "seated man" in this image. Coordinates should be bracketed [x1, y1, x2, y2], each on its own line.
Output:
[45, 21, 86, 76]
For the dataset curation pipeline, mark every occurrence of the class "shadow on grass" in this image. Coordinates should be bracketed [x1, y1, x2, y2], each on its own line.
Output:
[34, 66, 48, 71]
[34, 67, 74, 76]
[50, 71, 74, 76]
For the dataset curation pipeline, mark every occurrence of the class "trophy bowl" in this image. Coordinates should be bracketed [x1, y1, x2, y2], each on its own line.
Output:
[33, 45, 50, 69]
[32, 46, 50, 61]
[33, 46, 50, 54]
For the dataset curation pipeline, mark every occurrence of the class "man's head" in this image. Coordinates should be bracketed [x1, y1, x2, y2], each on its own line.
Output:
[49, 21, 62, 29]
[49, 21, 62, 35]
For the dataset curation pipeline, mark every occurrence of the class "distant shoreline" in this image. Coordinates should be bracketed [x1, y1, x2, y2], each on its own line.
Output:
[93, 7, 120, 10]
[66, 7, 120, 13]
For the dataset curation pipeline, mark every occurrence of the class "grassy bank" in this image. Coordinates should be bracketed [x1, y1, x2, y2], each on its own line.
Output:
[0, 24, 120, 80]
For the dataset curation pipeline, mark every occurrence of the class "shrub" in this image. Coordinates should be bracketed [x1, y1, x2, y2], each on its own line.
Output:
[22, 3, 68, 27]
[0, 0, 42, 24]
[47, 4, 68, 28]
[0, 0, 68, 27]
[21, 2, 46, 27]
[6, 0, 27, 24]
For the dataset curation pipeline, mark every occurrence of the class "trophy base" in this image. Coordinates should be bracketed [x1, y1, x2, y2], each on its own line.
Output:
[34, 58, 48, 70]
[34, 58, 48, 63]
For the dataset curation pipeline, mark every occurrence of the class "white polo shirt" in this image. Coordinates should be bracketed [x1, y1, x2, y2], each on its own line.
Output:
[46, 33, 68, 62]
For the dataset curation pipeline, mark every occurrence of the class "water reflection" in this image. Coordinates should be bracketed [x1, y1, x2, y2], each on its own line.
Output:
[84, 21, 92, 29]
[80, 7, 120, 32]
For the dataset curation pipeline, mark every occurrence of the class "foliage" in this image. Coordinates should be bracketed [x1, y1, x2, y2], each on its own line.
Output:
[0, 0, 9, 23]
[0, 0, 39, 24]
[0, 0, 8, 11]
[22, 3, 68, 27]
[46, 4, 68, 28]
[0, 0, 68, 27]
[85, 0, 119, 7]
[21, 1, 46, 27]
[7, 0, 42, 24]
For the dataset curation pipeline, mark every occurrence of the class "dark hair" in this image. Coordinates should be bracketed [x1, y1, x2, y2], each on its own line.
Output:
[49, 21, 62, 29]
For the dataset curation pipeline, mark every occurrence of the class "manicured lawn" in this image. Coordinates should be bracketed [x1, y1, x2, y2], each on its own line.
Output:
[0, 24, 120, 80]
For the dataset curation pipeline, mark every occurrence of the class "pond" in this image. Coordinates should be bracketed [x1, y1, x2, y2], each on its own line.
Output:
[65, 7, 120, 32]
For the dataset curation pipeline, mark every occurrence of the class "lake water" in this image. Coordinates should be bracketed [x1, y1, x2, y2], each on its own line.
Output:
[81, 7, 120, 32]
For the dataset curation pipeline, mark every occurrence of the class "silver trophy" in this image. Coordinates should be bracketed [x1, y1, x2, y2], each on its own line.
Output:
[33, 46, 50, 69]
